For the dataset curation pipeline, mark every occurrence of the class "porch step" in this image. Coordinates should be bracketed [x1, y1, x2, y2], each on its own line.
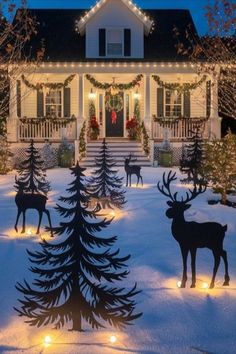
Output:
[79, 139, 151, 167]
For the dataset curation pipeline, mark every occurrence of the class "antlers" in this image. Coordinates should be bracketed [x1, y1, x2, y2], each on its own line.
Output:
[157, 170, 206, 203]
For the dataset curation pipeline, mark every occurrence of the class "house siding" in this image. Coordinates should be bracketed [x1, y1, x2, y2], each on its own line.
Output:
[86, 0, 144, 58]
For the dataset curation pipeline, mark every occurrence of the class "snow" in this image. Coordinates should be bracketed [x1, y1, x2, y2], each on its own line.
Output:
[0, 167, 236, 354]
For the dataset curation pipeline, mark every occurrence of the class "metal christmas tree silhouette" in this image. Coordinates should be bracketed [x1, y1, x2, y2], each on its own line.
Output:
[88, 138, 126, 210]
[15, 163, 141, 331]
[15, 139, 50, 195]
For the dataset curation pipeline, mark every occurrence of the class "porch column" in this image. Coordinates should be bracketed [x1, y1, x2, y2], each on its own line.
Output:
[144, 74, 151, 134]
[7, 78, 18, 142]
[75, 74, 85, 163]
[209, 71, 221, 139]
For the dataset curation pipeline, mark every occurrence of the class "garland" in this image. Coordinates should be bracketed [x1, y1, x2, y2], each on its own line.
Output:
[21, 74, 76, 91]
[141, 122, 150, 155]
[153, 116, 208, 128]
[85, 74, 143, 90]
[152, 75, 207, 92]
[79, 121, 87, 158]
[19, 116, 76, 125]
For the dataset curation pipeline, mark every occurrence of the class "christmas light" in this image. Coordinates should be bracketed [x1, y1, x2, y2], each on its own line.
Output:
[177, 281, 182, 288]
[26, 228, 32, 235]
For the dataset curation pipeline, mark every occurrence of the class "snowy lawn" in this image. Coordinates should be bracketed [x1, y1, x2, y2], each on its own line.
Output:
[0, 167, 236, 354]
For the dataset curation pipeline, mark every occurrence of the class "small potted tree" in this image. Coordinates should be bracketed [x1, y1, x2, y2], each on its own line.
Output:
[89, 116, 100, 140]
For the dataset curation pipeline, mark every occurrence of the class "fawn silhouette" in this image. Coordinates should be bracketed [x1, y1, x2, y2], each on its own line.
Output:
[157, 170, 230, 289]
[124, 154, 143, 187]
[15, 179, 53, 237]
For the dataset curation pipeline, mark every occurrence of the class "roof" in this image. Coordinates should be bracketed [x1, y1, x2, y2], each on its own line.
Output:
[77, 0, 153, 36]
[25, 9, 198, 62]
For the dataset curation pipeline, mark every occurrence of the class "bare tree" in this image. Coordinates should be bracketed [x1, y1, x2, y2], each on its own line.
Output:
[0, 0, 43, 135]
[174, 0, 236, 121]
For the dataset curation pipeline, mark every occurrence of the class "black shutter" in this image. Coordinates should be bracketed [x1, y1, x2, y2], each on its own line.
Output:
[157, 88, 164, 117]
[99, 28, 106, 56]
[63, 87, 71, 117]
[206, 80, 211, 118]
[16, 80, 21, 117]
[183, 91, 191, 118]
[37, 90, 44, 117]
[124, 29, 131, 56]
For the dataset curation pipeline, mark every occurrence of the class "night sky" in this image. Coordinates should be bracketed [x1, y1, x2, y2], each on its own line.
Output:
[24, 0, 211, 35]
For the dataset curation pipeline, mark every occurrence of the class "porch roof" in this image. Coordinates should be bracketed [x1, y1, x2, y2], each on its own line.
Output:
[24, 8, 198, 62]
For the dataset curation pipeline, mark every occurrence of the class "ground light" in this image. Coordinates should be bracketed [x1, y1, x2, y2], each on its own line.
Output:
[177, 281, 182, 288]
[26, 228, 32, 235]
[109, 335, 117, 344]
[43, 335, 52, 347]
[202, 282, 209, 289]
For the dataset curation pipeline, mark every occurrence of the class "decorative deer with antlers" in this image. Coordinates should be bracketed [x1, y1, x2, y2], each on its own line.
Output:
[15, 179, 53, 237]
[157, 171, 230, 289]
[124, 154, 143, 187]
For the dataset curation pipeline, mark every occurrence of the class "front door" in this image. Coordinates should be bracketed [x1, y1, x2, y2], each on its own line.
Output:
[105, 92, 124, 137]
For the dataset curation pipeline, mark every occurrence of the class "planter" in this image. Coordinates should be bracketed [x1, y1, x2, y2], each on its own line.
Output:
[159, 149, 173, 167]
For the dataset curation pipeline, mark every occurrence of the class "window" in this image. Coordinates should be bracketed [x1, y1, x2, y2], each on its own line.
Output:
[165, 90, 182, 117]
[107, 29, 123, 56]
[45, 90, 62, 117]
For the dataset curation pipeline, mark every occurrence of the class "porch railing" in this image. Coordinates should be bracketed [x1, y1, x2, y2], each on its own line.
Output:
[152, 117, 210, 141]
[18, 118, 77, 141]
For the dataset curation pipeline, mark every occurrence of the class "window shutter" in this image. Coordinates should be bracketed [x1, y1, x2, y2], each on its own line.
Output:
[37, 89, 44, 117]
[157, 88, 164, 117]
[99, 28, 106, 56]
[63, 87, 71, 117]
[183, 91, 191, 118]
[124, 29, 131, 56]
[16, 80, 21, 117]
[206, 80, 211, 118]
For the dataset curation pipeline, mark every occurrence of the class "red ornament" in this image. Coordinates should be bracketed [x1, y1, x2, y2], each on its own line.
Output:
[111, 110, 117, 124]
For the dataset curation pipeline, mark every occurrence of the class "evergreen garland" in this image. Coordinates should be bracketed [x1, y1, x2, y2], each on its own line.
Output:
[79, 121, 87, 158]
[21, 74, 75, 91]
[88, 139, 126, 209]
[15, 140, 50, 195]
[152, 75, 207, 92]
[15, 163, 141, 331]
[86, 74, 143, 90]
[0, 136, 12, 174]
[141, 122, 150, 156]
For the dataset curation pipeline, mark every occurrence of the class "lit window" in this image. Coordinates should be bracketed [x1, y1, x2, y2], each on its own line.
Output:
[107, 29, 122, 56]
[45, 90, 62, 117]
[165, 90, 182, 117]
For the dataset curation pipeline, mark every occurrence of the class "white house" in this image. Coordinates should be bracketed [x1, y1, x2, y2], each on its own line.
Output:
[7, 0, 221, 166]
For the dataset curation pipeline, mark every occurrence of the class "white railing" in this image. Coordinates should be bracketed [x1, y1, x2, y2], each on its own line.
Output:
[152, 117, 210, 141]
[18, 118, 77, 141]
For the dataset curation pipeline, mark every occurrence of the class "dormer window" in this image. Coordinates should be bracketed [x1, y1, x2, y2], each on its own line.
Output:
[99, 28, 131, 57]
[107, 29, 123, 56]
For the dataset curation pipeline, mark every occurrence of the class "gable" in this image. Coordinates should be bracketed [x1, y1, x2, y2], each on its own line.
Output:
[77, 0, 153, 36]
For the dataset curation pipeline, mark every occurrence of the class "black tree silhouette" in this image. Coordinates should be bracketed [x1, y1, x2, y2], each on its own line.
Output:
[88, 138, 126, 209]
[180, 127, 205, 188]
[15, 140, 50, 195]
[15, 163, 141, 331]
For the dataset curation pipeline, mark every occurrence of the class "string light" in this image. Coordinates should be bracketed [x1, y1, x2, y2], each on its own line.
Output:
[43, 335, 52, 347]
[202, 282, 209, 289]
[26, 228, 32, 235]
[177, 281, 182, 288]
[109, 335, 117, 344]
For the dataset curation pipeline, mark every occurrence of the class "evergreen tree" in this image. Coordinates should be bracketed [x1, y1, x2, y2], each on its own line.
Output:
[202, 130, 236, 205]
[15, 140, 50, 195]
[14, 163, 141, 331]
[180, 127, 205, 187]
[88, 138, 126, 209]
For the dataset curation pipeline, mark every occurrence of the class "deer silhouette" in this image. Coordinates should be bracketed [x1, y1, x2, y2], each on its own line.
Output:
[157, 171, 230, 289]
[124, 154, 143, 187]
[15, 179, 53, 237]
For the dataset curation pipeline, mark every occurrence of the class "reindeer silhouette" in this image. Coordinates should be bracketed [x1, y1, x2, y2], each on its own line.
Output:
[15, 179, 53, 237]
[157, 171, 230, 289]
[124, 154, 143, 187]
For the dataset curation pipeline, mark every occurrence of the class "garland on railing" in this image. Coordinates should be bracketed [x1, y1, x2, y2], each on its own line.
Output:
[141, 122, 150, 155]
[19, 116, 76, 125]
[152, 115, 209, 128]
[79, 121, 87, 158]
[21, 74, 76, 91]
[152, 75, 207, 92]
[85, 74, 143, 90]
